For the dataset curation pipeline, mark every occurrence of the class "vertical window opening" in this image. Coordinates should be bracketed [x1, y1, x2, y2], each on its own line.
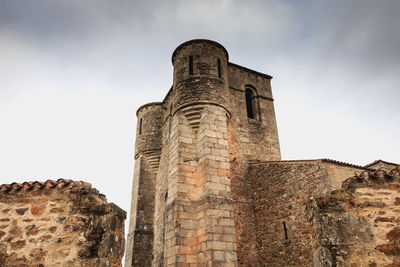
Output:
[283, 221, 288, 240]
[189, 55, 193, 75]
[245, 89, 255, 119]
[217, 58, 222, 78]
[139, 118, 143, 135]
[168, 103, 173, 139]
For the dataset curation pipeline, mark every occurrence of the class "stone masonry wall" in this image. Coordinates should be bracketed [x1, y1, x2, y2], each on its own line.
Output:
[152, 108, 172, 267]
[310, 168, 400, 267]
[125, 103, 163, 267]
[247, 160, 365, 266]
[366, 160, 399, 172]
[159, 104, 237, 267]
[0, 179, 126, 267]
[135, 103, 163, 156]
[150, 39, 238, 266]
[125, 155, 156, 267]
[127, 39, 281, 267]
[171, 40, 230, 112]
[227, 63, 281, 266]
[126, 39, 400, 267]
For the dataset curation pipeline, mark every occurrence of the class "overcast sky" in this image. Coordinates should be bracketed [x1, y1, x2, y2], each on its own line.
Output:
[1, 0, 399, 235]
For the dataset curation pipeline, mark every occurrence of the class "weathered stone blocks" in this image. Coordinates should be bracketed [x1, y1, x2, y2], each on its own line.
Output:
[0, 180, 126, 267]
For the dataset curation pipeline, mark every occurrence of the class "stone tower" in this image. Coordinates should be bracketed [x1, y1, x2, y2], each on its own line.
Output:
[125, 39, 281, 267]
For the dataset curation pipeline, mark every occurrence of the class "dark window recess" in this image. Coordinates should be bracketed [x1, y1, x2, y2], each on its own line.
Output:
[164, 191, 168, 201]
[217, 58, 222, 78]
[283, 221, 289, 240]
[189, 55, 193, 75]
[245, 89, 254, 119]
[139, 118, 143, 135]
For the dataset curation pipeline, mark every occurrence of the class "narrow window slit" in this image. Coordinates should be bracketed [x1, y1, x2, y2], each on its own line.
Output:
[245, 89, 255, 119]
[139, 118, 143, 135]
[283, 221, 288, 240]
[189, 55, 193, 75]
[217, 58, 222, 78]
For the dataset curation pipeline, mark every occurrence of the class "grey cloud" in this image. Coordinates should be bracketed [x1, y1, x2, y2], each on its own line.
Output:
[297, 0, 400, 76]
[0, 1, 97, 42]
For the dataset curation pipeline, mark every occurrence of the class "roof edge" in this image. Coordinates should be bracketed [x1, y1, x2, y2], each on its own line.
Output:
[136, 102, 163, 116]
[364, 159, 399, 168]
[1, 179, 93, 193]
[228, 62, 273, 80]
[172, 39, 229, 64]
[250, 158, 370, 170]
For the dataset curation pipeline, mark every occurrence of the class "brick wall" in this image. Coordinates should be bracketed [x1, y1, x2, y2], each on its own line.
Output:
[0, 179, 126, 267]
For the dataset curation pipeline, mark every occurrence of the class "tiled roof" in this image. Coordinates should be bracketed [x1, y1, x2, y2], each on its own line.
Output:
[250, 158, 370, 170]
[0, 179, 92, 193]
[320, 158, 370, 170]
[364, 159, 399, 168]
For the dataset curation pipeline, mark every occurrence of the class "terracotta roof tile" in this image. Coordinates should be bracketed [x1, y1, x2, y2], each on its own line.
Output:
[320, 158, 370, 170]
[364, 159, 399, 168]
[250, 158, 370, 170]
[0, 179, 92, 193]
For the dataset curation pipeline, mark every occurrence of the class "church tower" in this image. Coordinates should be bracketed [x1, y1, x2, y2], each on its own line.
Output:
[126, 39, 280, 267]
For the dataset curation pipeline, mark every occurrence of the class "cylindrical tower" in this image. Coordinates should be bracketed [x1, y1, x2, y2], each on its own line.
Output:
[125, 102, 164, 267]
[135, 102, 163, 158]
[160, 40, 238, 266]
[171, 39, 230, 115]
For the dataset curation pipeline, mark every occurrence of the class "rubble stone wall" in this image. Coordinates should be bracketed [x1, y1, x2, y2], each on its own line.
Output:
[311, 168, 400, 267]
[0, 180, 126, 267]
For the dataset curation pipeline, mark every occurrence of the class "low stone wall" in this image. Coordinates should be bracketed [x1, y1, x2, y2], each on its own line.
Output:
[0, 179, 126, 267]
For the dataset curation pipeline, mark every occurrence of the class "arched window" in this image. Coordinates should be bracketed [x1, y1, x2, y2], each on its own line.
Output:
[245, 88, 255, 119]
